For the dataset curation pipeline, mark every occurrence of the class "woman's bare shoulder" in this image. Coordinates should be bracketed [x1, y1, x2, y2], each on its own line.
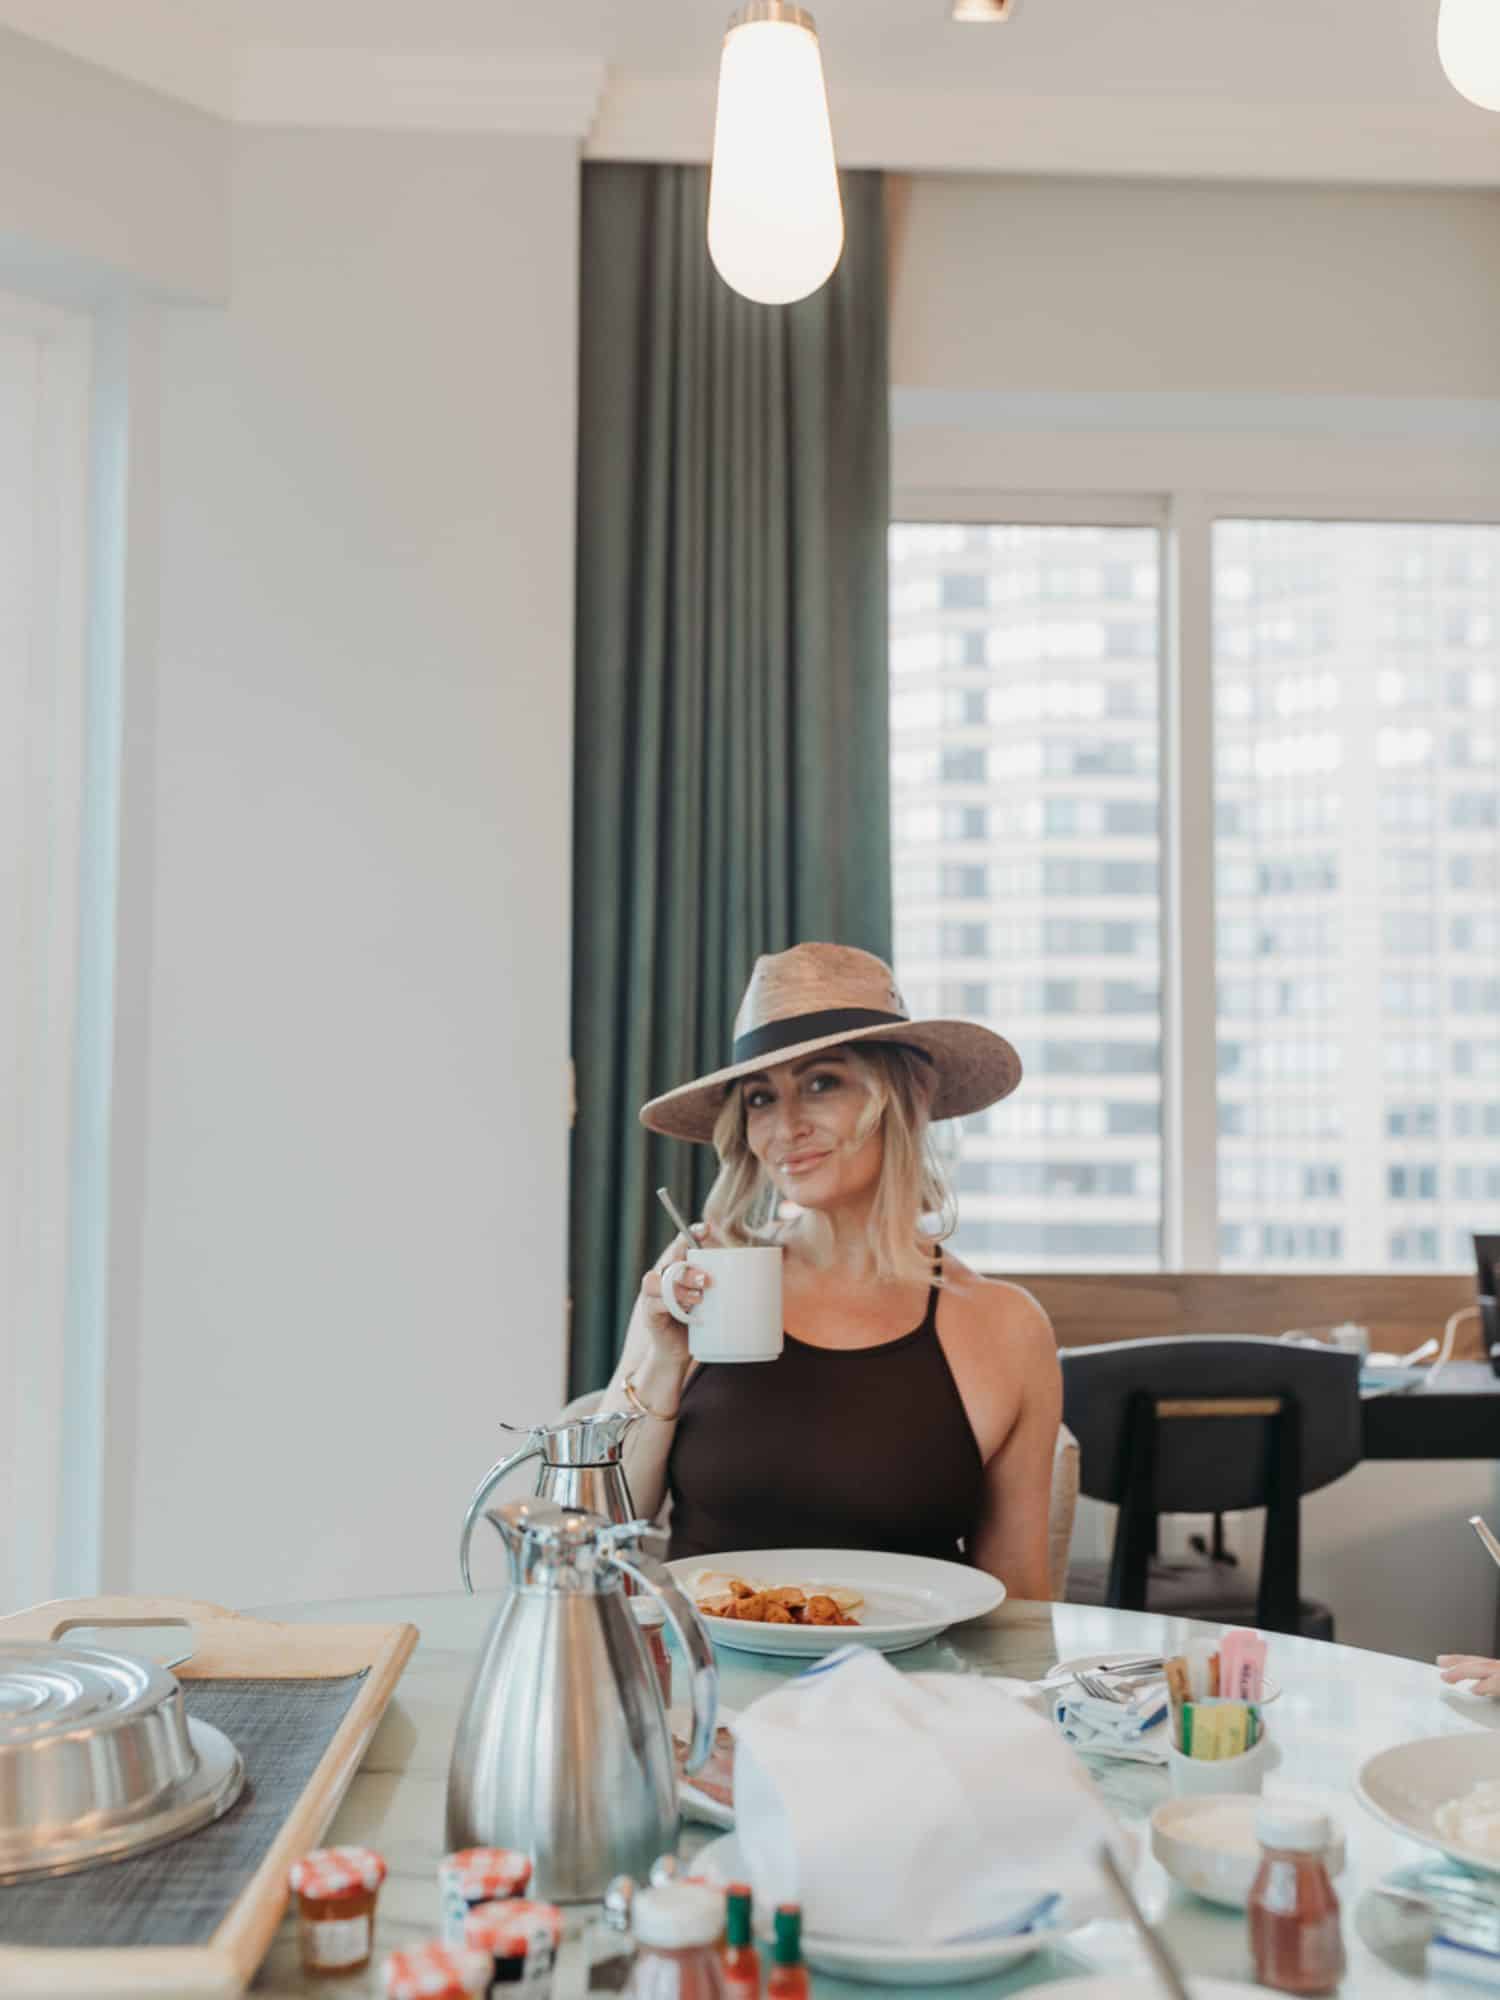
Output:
[939, 1251, 1057, 1354]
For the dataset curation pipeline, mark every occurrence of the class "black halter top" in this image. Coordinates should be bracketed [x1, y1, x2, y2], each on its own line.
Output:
[665, 1253, 985, 1563]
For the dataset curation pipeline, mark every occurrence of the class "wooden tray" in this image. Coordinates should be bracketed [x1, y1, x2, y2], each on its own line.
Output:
[0, 1593, 418, 1997]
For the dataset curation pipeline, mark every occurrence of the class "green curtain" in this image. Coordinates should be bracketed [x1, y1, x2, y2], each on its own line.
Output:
[569, 163, 892, 1394]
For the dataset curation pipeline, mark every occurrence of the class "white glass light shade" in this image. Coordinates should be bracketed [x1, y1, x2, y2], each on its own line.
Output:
[707, 5, 844, 306]
[1439, 0, 1500, 110]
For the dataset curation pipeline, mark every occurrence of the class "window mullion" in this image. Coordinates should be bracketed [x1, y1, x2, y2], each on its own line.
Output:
[1165, 492, 1220, 1268]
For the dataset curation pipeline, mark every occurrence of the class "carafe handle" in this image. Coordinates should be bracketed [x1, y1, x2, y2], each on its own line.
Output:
[614, 1550, 719, 1775]
[459, 1434, 544, 1590]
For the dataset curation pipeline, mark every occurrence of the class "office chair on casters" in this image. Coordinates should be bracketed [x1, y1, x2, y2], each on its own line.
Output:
[1060, 1337, 1363, 1640]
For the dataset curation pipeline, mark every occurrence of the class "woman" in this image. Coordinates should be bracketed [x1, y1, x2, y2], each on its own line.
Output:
[603, 941, 1061, 1600]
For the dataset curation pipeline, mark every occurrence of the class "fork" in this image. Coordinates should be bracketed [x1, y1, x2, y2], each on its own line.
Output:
[1077, 1671, 1127, 1703]
[1043, 1655, 1162, 1685]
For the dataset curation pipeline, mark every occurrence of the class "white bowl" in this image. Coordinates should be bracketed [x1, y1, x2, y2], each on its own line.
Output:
[1151, 1793, 1346, 1910]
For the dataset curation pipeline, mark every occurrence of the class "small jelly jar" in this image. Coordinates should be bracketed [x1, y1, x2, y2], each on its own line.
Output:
[383, 1941, 492, 1999]
[439, 1846, 533, 1944]
[288, 1845, 388, 1977]
[464, 1898, 564, 1993]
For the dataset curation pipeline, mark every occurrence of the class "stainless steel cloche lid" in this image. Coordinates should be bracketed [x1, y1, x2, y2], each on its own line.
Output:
[0, 1640, 244, 1881]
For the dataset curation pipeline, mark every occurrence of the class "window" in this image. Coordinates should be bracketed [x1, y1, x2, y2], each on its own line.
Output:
[892, 512, 1500, 1274]
[1215, 521, 1500, 1270]
[889, 522, 1162, 1270]
[0, 294, 94, 1607]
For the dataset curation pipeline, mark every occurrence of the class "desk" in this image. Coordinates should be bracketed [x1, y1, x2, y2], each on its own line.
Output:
[248, 1589, 1499, 1998]
[1361, 1360, 1500, 1460]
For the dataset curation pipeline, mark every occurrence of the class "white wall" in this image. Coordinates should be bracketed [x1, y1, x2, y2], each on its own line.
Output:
[0, 24, 226, 304]
[106, 130, 577, 1607]
[891, 171, 1500, 1663]
[890, 174, 1500, 400]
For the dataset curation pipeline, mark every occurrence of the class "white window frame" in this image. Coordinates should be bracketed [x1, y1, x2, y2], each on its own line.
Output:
[896, 438, 1500, 1274]
[0, 291, 93, 1610]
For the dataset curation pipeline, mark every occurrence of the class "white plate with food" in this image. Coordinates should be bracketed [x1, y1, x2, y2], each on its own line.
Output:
[671, 1703, 738, 1829]
[1357, 1731, 1500, 1875]
[692, 1831, 1059, 1986]
[669, 1548, 1006, 1658]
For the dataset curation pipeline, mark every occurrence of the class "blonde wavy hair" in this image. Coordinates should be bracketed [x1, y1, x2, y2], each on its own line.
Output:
[701, 1042, 958, 1284]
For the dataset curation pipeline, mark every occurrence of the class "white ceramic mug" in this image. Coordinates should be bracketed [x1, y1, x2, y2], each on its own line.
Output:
[661, 1247, 784, 1364]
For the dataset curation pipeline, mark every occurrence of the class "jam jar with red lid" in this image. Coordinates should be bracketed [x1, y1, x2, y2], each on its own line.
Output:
[464, 1897, 564, 1994]
[288, 1846, 388, 1977]
[439, 1847, 533, 1944]
[383, 1941, 492, 1999]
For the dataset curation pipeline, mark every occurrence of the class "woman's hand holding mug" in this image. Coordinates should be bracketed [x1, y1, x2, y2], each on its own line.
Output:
[660, 1241, 784, 1366]
[638, 1224, 715, 1360]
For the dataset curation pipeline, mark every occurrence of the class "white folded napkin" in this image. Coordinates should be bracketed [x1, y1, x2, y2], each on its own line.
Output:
[729, 1645, 1131, 1947]
[1052, 1684, 1171, 1765]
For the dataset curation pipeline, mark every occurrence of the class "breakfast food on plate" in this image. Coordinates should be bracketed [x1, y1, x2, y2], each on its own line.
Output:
[674, 1724, 737, 1809]
[1436, 1777, 1500, 1857]
[689, 1571, 863, 1627]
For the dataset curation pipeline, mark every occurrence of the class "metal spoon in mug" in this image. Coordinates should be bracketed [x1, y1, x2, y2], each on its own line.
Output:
[1470, 1515, 1500, 1571]
[1096, 1841, 1192, 2000]
[655, 1185, 696, 1247]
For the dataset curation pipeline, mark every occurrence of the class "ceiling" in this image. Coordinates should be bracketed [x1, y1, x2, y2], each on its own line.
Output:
[0, 0, 1497, 183]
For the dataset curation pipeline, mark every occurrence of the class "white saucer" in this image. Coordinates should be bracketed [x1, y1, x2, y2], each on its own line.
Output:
[692, 1831, 1058, 1986]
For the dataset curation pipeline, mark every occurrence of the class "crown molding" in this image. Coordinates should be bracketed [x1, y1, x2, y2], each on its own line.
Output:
[232, 47, 607, 137]
[588, 79, 1500, 186]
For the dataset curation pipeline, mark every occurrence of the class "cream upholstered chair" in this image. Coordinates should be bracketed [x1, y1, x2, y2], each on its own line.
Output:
[1048, 1424, 1080, 1600]
[558, 1389, 1080, 1601]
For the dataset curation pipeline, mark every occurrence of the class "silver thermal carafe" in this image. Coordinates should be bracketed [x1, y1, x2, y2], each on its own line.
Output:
[459, 1412, 643, 1590]
[445, 1498, 718, 1902]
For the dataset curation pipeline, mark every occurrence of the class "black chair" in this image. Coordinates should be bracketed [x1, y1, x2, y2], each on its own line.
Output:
[1060, 1337, 1363, 1640]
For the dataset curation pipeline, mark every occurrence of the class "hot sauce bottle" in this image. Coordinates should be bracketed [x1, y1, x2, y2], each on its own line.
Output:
[720, 1884, 760, 1997]
[766, 1905, 808, 2000]
[1247, 1805, 1345, 1996]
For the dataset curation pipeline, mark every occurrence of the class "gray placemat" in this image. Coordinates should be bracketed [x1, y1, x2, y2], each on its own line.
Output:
[0, 1672, 369, 1949]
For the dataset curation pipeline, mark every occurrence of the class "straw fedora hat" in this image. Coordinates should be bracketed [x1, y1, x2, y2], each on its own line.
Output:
[639, 942, 1022, 1144]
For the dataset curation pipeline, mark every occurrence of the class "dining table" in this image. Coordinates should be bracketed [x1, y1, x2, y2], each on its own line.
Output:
[249, 1585, 1500, 1997]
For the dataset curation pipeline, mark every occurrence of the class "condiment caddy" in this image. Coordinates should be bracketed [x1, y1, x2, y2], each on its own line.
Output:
[1163, 1632, 1269, 1795]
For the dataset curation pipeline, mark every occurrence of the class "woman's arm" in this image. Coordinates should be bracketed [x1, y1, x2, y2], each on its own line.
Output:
[598, 1227, 712, 1521]
[967, 1294, 1063, 1601]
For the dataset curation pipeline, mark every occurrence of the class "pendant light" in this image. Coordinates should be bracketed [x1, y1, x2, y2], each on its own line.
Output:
[1438, 0, 1500, 110]
[707, 1, 845, 305]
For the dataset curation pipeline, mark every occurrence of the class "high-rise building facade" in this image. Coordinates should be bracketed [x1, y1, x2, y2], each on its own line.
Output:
[891, 522, 1164, 1268]
[890, 517, 1500, 1272]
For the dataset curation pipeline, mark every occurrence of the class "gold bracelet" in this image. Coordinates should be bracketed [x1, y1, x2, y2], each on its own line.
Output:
[623, 1373, 681, 1423]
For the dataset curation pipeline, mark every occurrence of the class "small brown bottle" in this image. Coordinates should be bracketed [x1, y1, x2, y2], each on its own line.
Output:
[1247, 1805, 1344, 1996]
